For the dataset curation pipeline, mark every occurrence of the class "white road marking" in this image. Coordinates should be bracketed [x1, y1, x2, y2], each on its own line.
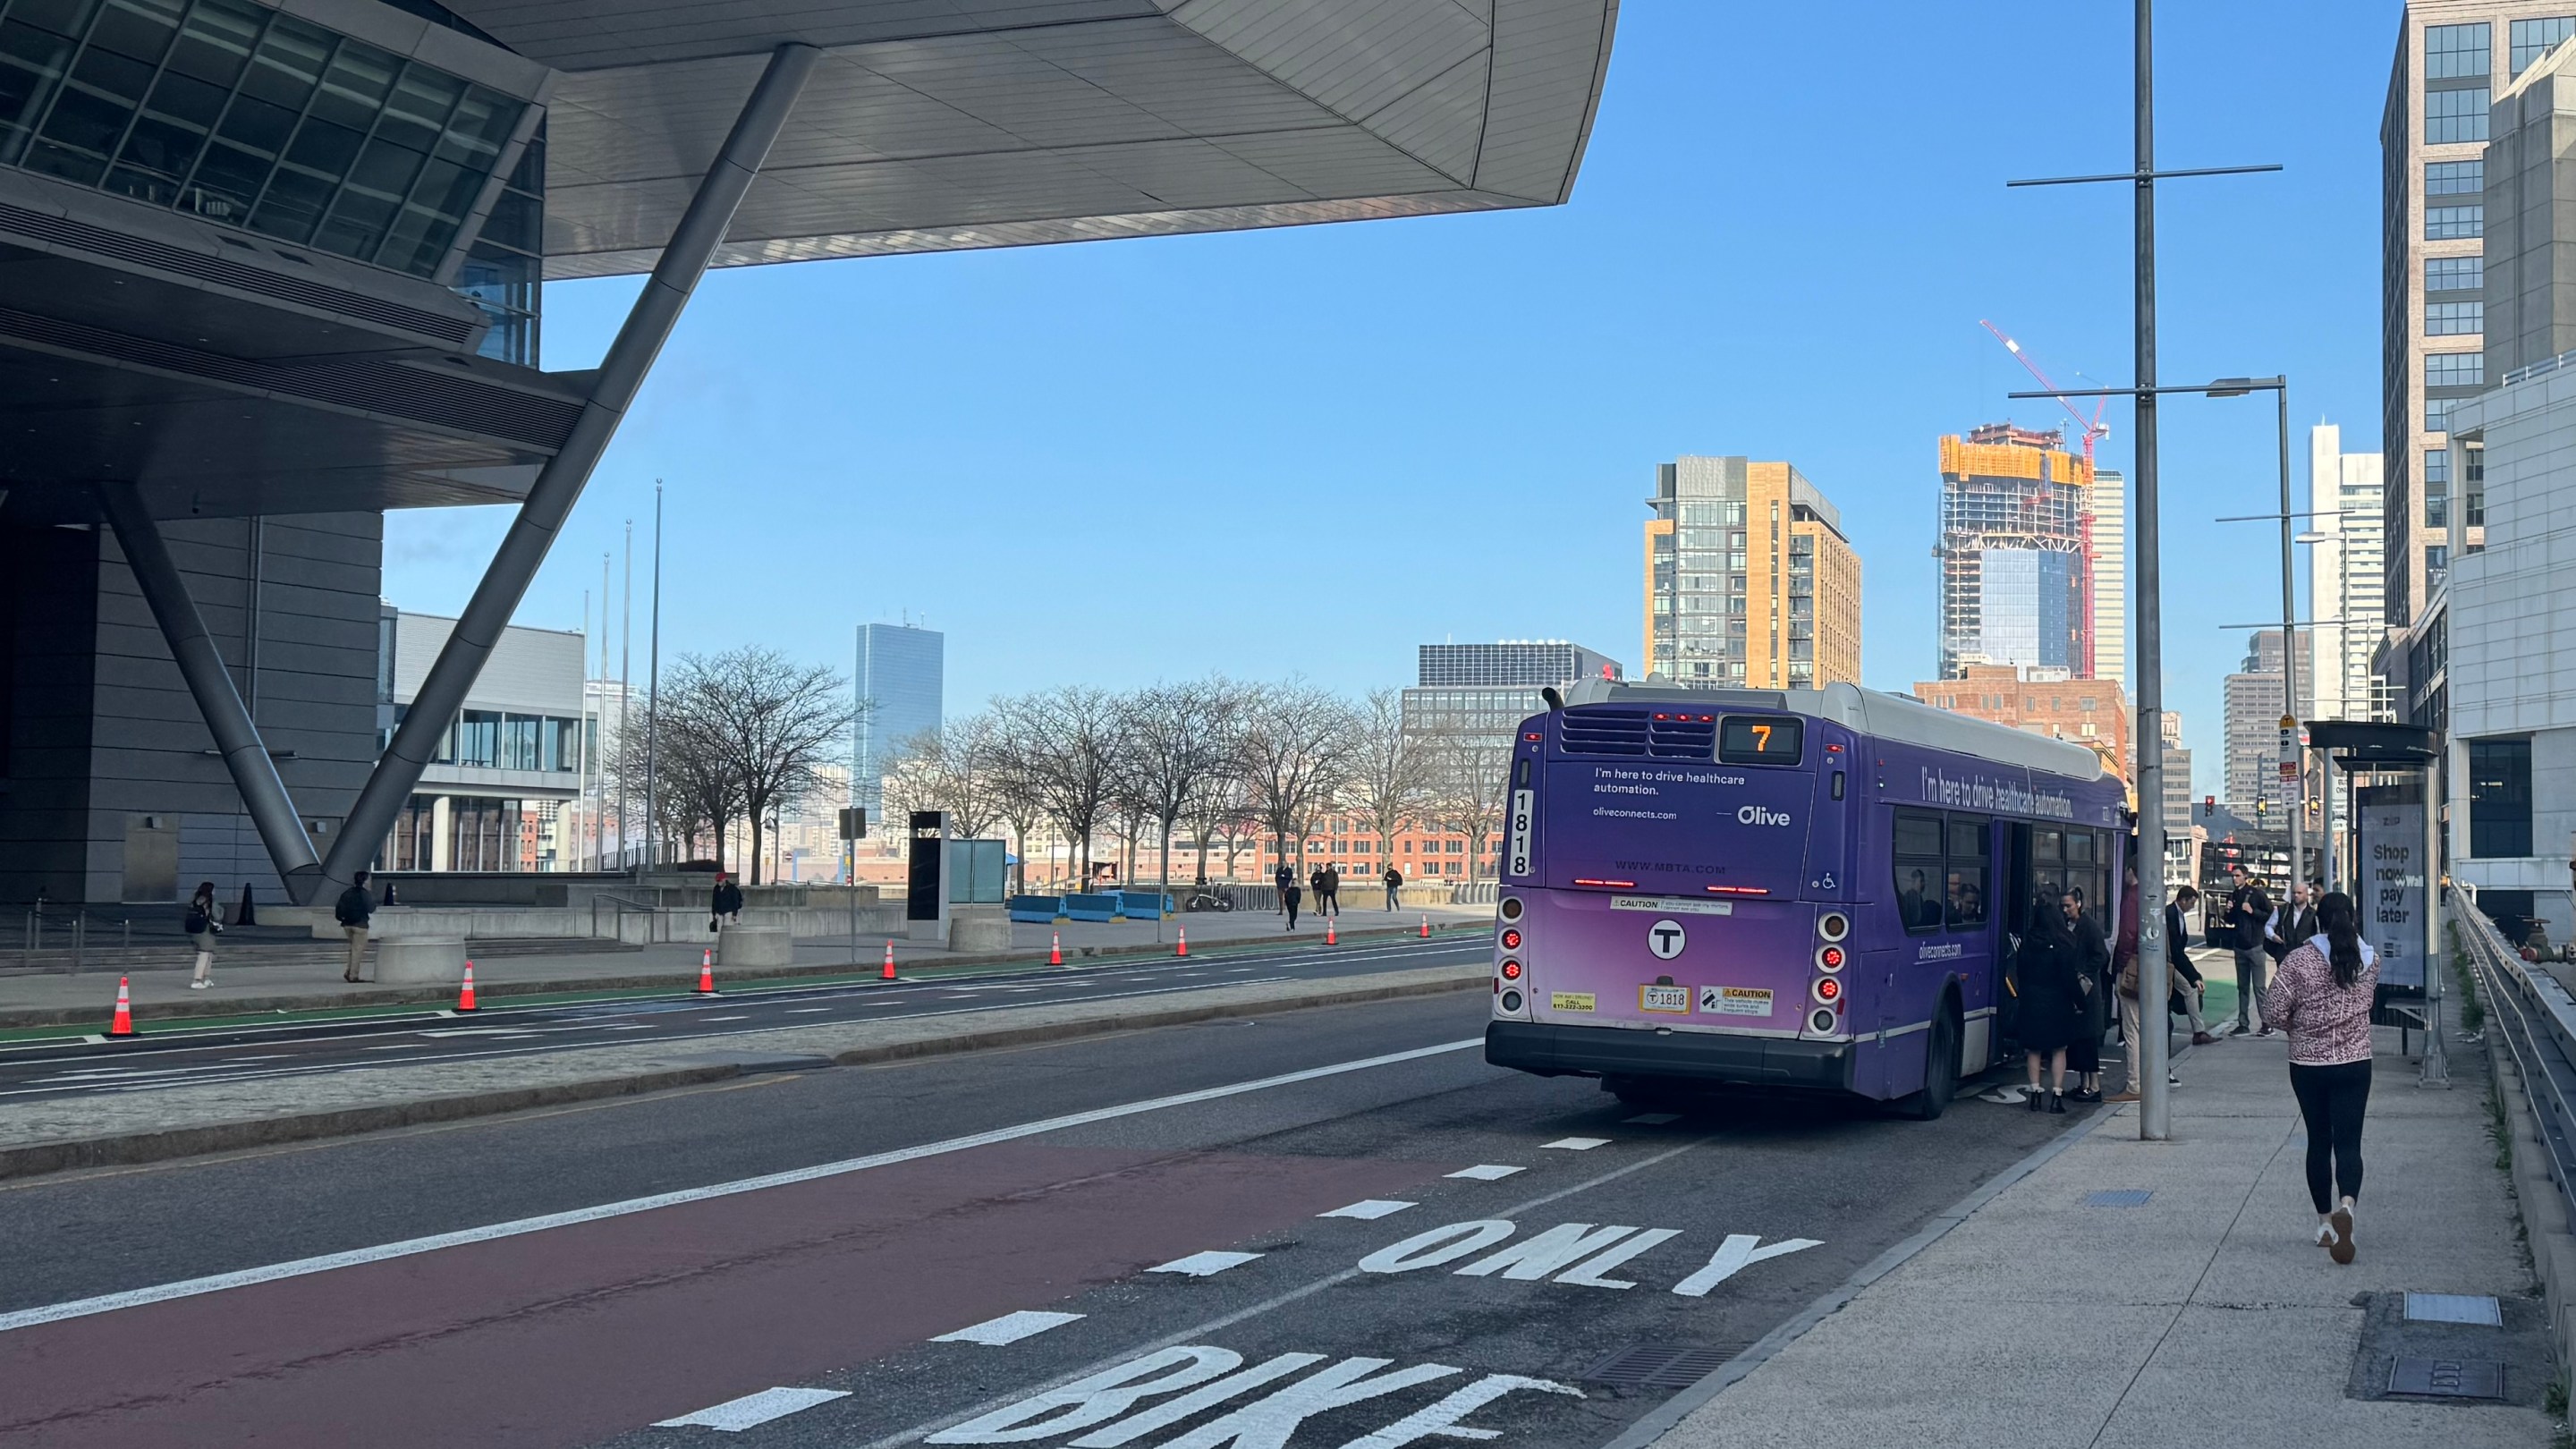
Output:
[1318, 1199, 1415, 1221]
[699, 1015, 748, 1022]
[1148, 1251, 1263, 1277]
[1542, 1137, 1610, 1151]
[1445, 1165, 1524, 1181]
[933, 1310, 1086, 1346]
[1623, 1113, 1681, 1125]
[786, 1007, 832, 1014]
[362, 1043, 428, 1051]
[654, 1385, 851, 1431]
[1671, 1234, 1824, 1297]
[0, 1038, 1481, 1335]
[418, 1028, 542, 1038]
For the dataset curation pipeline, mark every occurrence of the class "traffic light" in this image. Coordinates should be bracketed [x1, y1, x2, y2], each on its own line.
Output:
[2203, 794, 2215, 819]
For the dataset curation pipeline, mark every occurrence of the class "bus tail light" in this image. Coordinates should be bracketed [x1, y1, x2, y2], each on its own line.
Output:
[1499, 896, 1524, 921]
[1810, 977, 1842, 1006]
[1817, 911, 1849, 942]
[1500, 928, 1522, 951]
[1814, 944, 1846, 973]
[1501, 988, 1525, 1013]
[1809, 1007, 1838, 1034]
[1500, 960, 1522, 979]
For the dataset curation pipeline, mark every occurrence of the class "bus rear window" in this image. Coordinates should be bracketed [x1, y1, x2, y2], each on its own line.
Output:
[1718, 716, 1803, 765]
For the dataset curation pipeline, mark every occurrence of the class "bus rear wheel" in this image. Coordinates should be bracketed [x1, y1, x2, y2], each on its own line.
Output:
[1897, 999, 1961, 1121]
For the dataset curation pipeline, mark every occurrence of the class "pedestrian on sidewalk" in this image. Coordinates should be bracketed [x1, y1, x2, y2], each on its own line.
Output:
[1274, 861, 1294, 916]
[1320, 862, 1341, 917]
[2225, 868, 2275, 1037]
[183, 881, 222, 990]
[2268, 881, 2318, 966]
[1282, 873, 1303, 931]
[2109, 863, 2186, 1101]
[2264, 890, 2380, 1265]
[2063, 888, 2110, 1103]
[1382, 864, 1402, 911]
[1309, 864, 1327, 917]
[2167, 886, 2214, 1044]
[334, 869, 374, 983]
[710, 872, 744, 931]
[2012, 889, 2082, 1113]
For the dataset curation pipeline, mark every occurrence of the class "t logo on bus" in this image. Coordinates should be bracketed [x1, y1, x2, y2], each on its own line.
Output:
[1648, 919, 1687, 960]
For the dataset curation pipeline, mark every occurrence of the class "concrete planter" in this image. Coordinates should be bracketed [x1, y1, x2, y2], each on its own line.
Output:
[375, 937, 466, 985]
[716, 927, 792, 968]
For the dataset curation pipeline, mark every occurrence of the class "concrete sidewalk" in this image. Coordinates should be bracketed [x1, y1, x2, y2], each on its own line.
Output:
[0, 904, 1484, 1030]
[1648, 1027, 2555, 1449]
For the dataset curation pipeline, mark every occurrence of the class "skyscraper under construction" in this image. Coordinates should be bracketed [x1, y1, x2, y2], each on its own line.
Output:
[1936, 424, 2106, 681]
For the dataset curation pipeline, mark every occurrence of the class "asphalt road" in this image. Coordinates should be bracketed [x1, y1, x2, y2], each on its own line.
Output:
[0, 934, 1483, 1104]
[0, 988, 2086, 1449]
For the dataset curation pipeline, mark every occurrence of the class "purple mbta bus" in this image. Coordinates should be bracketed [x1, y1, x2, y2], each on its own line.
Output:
[1484, 680, 2128, 1119]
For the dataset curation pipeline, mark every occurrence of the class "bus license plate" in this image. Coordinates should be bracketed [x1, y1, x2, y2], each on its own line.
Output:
[1640, 984, 1690, 1014]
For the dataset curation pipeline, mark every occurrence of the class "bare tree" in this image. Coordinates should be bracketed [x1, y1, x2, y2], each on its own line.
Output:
[1115, 678, 1240, 902]
[1352, 688, 1434, 886]
[881, 714, 1005, 841]
[1419, 728, 1513, 882]
[613, 691, 736, 868]
[1182, 769, 1254, 885]
[994, 685, 1124, 887]
[1236, 681, 1360, 878]
[674, 648, 854, 884]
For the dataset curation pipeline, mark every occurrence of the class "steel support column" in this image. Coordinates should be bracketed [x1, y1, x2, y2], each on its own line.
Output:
[310, 41, 821, 903]
[94, 480, 322, 895]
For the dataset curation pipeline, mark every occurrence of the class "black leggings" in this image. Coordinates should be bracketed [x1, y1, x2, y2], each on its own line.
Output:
[2289, 1060, 2371, 1213]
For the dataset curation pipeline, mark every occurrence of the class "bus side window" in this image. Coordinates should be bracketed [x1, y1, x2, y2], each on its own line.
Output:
[1893, 809, 1944, 933]
[1945, 815, 1990, 929]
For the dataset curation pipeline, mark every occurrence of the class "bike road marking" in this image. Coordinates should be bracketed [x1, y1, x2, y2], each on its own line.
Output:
[1446, 1165, 1524, 1181]
[0, 1038, 1484, 1334]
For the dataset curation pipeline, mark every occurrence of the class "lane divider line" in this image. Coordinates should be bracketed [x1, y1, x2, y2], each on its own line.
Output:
[1446, 1165, 1525, 1181]
[1145, 1250, 1263, 1277]
[653, 1386, 852, 1431]
[1317, 1199, 1416, 1220]
[932, 1310, 1085, 1346]
[0, 1037, 1483, 1335]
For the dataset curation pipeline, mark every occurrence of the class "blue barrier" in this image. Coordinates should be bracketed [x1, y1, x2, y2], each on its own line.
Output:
[1063, 893, 1121, 922]
[1116, 890, 1173, 920]
[1008, 894, 1065, 923]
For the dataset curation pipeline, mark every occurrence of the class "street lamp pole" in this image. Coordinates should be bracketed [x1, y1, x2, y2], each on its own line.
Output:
[2128, 0, 2172, 1140]
[2274, 384, 2304, 909]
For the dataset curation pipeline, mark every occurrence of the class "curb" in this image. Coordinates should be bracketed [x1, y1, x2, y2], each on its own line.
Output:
[0, 923, 1464, 1031]
[0, 969, 1487, 1182]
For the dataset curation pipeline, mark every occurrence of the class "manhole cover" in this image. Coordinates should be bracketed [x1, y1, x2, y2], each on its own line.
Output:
[2084, 1190, 2153, 1208]
[2388, 1356, 2505, 1399]
[2404, 1293, 2504, 1326]
[1580, 1343, 1749, 1389]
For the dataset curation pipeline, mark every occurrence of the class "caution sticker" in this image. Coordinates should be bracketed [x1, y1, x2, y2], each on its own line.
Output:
[1550, 992, 1596, 1013]
[1699, 986, 1773, 1017]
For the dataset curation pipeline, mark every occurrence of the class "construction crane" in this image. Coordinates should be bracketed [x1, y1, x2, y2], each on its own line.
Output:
[1978, 319, 2110, 682]
[1979, 319, 2109, 464]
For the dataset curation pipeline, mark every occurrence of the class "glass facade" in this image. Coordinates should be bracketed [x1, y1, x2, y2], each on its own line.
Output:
[2512, 16, 2576, 72]
[0, 0, 526, 278]
[455, 117, 537, 361]
[2468, 737, 2532, 858]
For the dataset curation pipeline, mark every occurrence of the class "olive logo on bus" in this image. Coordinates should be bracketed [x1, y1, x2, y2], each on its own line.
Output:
[1737, 805, 1793, 827]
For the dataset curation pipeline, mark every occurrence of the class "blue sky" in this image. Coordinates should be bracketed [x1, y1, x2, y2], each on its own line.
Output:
[384, 2, 2396, 801]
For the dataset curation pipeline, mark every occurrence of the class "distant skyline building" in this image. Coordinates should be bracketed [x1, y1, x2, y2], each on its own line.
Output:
[852, 623, 944, 826]
[1935, 424, 2101, 681]
[2161, 710, 2195, 831]
[1402, 640, 1623, 750]
[2222, 629, 2316, 817]
[1644, 456, 1861, 691]
[380, 608, 586, 877]
[2092, 468, 2128, 687]
[2380, 2, 2529, 631]
[2308, 424, 2393, 723]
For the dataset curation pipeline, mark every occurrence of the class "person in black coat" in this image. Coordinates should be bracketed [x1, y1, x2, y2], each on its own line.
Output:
[2013, 890, 2084, 1114]
[2063, 888, 2112, 1103]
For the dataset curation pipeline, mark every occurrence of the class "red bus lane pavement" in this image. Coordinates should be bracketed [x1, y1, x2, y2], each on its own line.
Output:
[0, 1140, 1453, 1448]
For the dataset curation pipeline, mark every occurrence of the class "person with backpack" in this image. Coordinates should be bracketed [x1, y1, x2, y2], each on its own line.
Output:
[2264, 891, 2381, 1264]
[183, 881, 222, 990]
[710, 872, 744, 931]
[2225, 868, 2275, 1037]
[1281, 868, 1303, 931]
[334, 869, 375, 983]
[1274, 861, 1296, 919]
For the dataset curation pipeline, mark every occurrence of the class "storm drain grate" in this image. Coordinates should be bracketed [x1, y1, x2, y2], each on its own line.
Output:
[2084, 1190, 2154, 1208]
[1580, 1343, 1749, 1390]
[2404, 1292, 2504, 1326]
[2388, 1356, 2506, 1399]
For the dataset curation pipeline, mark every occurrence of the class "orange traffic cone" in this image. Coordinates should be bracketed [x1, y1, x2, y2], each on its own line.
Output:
[1419, 914, 1430, 938]
[1175, 927, 1188, 958]
[1326, 916, 1337, 946]
[1050, 931, 1063, 966]
[882, 940, 897, 980]
[107, 975, 138, 1038]
[696, 952, 716, 995]
[457, 962, 479, 1013]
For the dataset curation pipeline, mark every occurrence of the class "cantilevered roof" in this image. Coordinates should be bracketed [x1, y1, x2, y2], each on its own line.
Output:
[436, 0, 1620, 278]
